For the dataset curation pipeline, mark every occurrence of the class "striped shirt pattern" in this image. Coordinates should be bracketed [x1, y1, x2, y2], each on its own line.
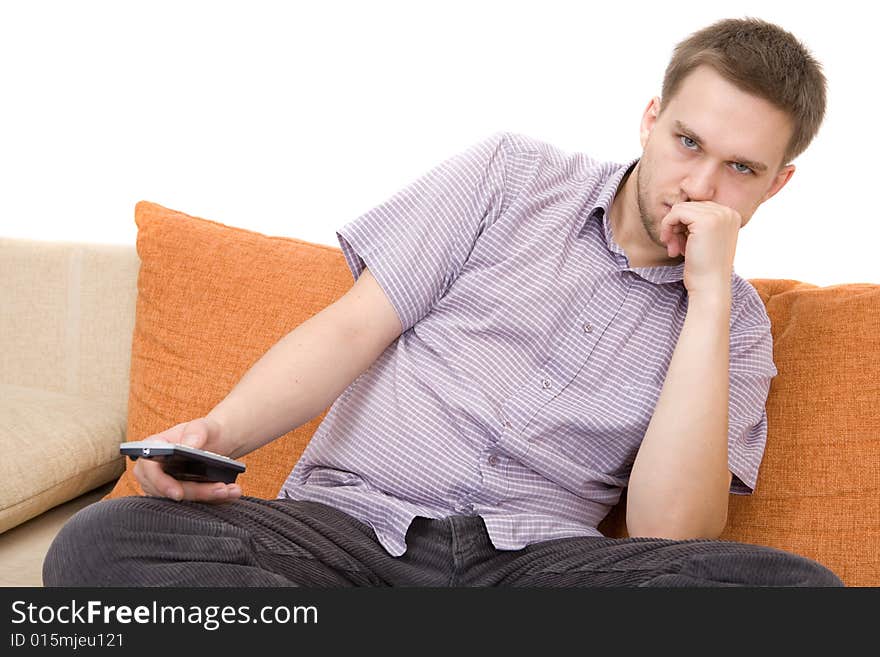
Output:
[279, 131, 778, 557]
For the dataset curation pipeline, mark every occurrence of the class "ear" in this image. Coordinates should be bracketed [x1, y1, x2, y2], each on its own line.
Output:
[763, 164, 796, 203]
[640, 97, 662, 149]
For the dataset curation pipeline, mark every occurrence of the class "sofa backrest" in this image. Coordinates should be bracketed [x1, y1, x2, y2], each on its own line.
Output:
[0, 238, 140, 414]
[74, 202, 880, 586]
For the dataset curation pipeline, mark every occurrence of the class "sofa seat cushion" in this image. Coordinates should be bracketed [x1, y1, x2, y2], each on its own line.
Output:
[0, 384, 125, 533]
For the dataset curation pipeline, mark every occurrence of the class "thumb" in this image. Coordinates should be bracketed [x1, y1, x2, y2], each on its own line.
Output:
[180, 420, 209, 449]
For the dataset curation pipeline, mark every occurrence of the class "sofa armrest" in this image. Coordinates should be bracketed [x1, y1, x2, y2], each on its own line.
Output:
[0, 238, 139, 532]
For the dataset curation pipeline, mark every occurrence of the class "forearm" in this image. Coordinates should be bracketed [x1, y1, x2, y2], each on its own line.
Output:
[626, 289, 732, 539]
[206, 300, 386, 459]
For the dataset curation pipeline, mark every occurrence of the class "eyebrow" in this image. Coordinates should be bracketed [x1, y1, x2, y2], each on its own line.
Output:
[674, 120, 769, 173]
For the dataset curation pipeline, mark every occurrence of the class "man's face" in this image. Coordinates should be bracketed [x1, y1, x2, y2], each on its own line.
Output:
[635, 65, 796, 251]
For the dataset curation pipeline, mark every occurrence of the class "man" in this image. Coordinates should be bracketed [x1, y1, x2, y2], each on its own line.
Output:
[44, 17, 843, 586]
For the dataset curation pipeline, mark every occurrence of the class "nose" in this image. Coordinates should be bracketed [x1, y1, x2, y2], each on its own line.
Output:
[680, 162, 718, 202]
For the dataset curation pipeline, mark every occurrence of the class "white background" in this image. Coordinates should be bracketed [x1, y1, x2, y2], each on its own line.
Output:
[1, 0, 876, 285]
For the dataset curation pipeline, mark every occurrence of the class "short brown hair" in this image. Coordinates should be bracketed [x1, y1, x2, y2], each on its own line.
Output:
[661, 17, 827, 166]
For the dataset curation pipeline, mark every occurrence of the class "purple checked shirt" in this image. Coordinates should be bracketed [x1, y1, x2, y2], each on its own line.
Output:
[279, 131, 778, 557]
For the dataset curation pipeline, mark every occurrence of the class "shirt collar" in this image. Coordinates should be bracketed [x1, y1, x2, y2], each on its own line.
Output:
[586, 157, 685, 285]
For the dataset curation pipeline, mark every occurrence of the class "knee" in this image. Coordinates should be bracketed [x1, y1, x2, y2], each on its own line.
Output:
[42, 498, 138, 587]
[683, 544, 845, 587]
[750, 547, 844, 587]
[788, 556, 845, 587]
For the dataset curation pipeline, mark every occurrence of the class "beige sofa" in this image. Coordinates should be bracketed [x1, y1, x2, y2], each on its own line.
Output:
[0, 238, 139, 585]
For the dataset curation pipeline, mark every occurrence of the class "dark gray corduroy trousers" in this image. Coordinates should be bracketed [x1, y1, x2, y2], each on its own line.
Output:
[42, 496, 844, 587]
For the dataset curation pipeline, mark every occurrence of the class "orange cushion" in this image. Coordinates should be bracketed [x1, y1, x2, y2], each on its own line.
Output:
[109, 202, 879, 586]
[600, 279, 880, 586]
[105, 201, 353, 500]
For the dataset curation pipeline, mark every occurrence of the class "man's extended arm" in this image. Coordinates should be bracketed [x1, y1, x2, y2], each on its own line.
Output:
[207, 267, 403, 459]
[133, 267, 402, 502]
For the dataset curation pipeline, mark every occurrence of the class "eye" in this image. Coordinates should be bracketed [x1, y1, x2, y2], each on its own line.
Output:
[679, 135, 699, 150]
[732, 162, 754, 175]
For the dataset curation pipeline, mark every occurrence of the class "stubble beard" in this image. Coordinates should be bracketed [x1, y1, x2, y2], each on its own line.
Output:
[635, 163, 666, 250]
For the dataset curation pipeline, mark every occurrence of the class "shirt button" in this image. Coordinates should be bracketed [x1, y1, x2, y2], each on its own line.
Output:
[583, 322, 593, 333]
[488, 454, 499, 466]
[541, 378, 552, 390]
[503, 421, 512, 429]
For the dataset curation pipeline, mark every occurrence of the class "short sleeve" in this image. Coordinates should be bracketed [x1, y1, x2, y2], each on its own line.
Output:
[336, 132, 508, 333]
[727, 284, 779, 495]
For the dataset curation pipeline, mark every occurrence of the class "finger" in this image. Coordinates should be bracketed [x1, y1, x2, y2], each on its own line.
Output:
[151, 422, 188, 443]
[135, 457, 242, 503]
[178, 481, 243, 504]
[149, 422, 205, 449]
[135, 458, 185, 500]
[660, 215, 673, 245]
[660, 208, 684, 245]
[178, 420, 211, 449]
[665, 204, 699, 229]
